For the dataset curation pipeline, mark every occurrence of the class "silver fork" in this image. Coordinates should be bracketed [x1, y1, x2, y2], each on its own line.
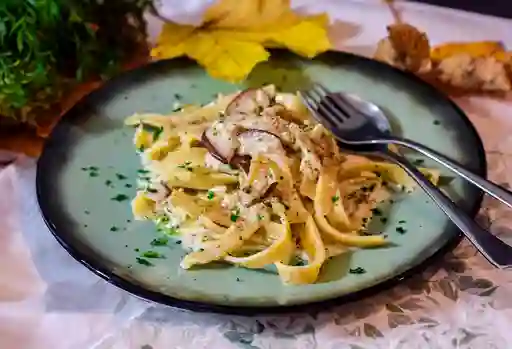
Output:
[300, 83, 512, 269]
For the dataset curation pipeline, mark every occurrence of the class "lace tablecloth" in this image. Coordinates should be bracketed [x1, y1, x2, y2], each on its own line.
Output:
[2, 1, 512, 348]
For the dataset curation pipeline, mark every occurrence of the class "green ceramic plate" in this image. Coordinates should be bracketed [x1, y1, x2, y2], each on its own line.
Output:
[37, 51, 485, 314]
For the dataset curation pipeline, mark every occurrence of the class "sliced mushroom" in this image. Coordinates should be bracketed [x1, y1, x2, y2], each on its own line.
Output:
[225, 88, 272, 115]
[145, 181, 172, 201]
[231, 154, 252, 173]
[201, 121, 239, 163]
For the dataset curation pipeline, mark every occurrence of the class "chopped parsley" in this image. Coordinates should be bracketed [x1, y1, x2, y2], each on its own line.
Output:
[111, 194, 129, 202]
[142, 123, 164, 141]
[141, 250, 163, 259]
[177, 161, 193, 171]
[89, 172, 99, 177]
[150, 237, 169, 246]
[413, 159, 425, 166]
[136, 257, 153, 266]
[230, 208, 240, 222]
[380, 217, 388, 224]
[331, 195, 340, 203]
[105, 180, 112, 186]
[291, 256, 307, 266]
[110, 226, 119, 232]
[398, 220, 406, 224]
[207, 190, 215, 200]
[349, 267, 366, 274]
[433, 120, 441, 125]
[116, 173, 127, 180]
[137, 169, 149, 174]
[396, 227, 407, 234]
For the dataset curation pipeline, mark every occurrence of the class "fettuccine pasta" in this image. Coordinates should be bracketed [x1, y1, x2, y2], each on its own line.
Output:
[125, 86, 439, 285]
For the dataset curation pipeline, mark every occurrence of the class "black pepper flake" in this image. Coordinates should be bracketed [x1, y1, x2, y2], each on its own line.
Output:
[349, 267, 366, 274]
[380, 217, 388, 224]
[433, 120, 441, 125]
[110, 226, 119, 232]
[236, 277, 241, 282]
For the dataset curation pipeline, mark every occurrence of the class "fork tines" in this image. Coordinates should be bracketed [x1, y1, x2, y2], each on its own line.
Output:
[299, 83, 355, 131]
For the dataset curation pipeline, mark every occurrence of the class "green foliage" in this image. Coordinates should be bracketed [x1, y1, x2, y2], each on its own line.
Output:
[0, 0, 151, 123]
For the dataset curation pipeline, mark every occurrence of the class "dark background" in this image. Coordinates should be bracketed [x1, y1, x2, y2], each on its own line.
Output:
[413, 0, 512, 19]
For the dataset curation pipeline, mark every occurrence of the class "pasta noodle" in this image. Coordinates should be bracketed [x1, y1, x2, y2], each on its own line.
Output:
[125, 86, 439, 285]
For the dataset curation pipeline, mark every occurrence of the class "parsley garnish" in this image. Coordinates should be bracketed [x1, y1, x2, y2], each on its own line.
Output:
[349, 267, 366, 274]
[177, 161, 193, 171]
[136, 257, 153, 266]
[150, 237, 169, 246]
[141, 250, 162, 259]
[331, 195, 340, 203]
[396, 227, 407, 234]
[230, 208, 240, 222]
[207, 190, 215, 200]
[142, 123, 164, 141]
[111, 194, 129, 202]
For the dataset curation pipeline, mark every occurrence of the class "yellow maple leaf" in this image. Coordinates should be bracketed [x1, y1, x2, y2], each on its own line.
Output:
[204, 0, 298, 30]
[151, 21, 196, 59]
[151, 1, 332, 82]
[269, 14, 331, 58]
[185, 33, 270, 82]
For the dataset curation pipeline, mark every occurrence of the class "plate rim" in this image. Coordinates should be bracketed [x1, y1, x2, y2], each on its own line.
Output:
[36, 50, 486, 315]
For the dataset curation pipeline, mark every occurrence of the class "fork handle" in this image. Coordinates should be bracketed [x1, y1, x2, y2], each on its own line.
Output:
[384, 137, 512, 209]
[379, 149, 512, 269]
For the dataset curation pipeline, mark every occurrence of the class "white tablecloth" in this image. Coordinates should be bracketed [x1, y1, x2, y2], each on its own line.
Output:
[2, 1, 512, 348]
